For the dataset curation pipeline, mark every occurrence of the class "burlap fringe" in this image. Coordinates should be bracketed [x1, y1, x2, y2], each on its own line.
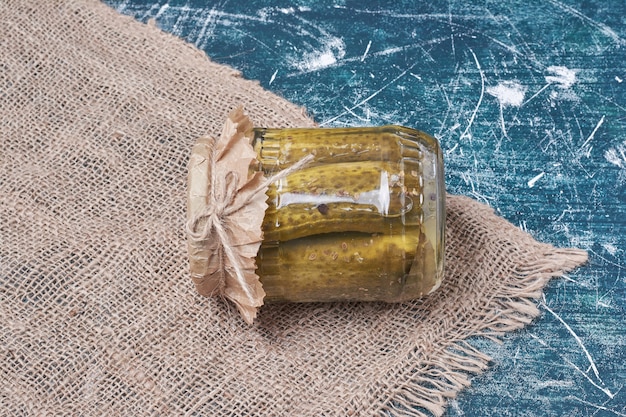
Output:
[378, 247, 588, 417]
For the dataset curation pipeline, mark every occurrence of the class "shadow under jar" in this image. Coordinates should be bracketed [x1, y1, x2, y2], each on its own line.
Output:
[252, 126, 445, 303]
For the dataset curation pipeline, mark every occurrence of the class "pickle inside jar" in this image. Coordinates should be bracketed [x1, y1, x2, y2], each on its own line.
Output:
[252, 127, 444, 303]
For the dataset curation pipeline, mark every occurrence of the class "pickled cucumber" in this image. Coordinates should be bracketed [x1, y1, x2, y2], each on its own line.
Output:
[254, 128, 426, 170]
[258, 230, 422, 303]
[262, 160, 424, 241]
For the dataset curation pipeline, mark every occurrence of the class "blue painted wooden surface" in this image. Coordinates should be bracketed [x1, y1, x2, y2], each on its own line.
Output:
[106, 1, 625, 415]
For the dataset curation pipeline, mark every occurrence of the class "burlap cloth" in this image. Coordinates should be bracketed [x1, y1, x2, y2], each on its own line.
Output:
[0, 1, 588, 416]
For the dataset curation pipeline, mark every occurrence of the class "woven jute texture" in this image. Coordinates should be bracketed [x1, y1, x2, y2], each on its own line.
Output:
[0, 1, 588, 416]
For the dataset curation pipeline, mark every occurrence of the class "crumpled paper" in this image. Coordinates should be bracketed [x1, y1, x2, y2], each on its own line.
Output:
[186, 106, 267, 324]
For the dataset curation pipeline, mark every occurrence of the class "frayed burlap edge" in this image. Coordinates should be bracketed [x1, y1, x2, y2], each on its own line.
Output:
[374, 196, 588, 416]
[381, 250, 588, 417]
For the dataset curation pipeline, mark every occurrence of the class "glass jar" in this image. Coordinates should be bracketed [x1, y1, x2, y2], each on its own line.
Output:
[252, 126, 445, 303]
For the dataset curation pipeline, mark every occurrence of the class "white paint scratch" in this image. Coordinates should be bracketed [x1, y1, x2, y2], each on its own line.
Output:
[445, 142, 459, 156]
[545, 66, 578, 89]
[295, 42, 344, 72]
[155, 3, 170, 19]
[269, 69, 278, 85]
[195, 7, 219, 48]
[498, 105, 509, 139]
[342, 105, 369, 122]
[527, 172, 545, 188]
[283, 14, 347, 74]
[519, 220, 528, 232]
[541, 303, 604, 384]
[278, 7, 296, 14]
[568, 396, 626, 417]
[522, 83, 552, 106]
[487, 81, 527, 107]
[537, 379, 575, 388]
[320, 61, 418, 126]
[460, 48, 484, 142]
[580, 115, 605, 150]
[448, 7, 456, 57]
[487, 81, 527, 138]
[605, 141, 626, 169]
[548, 0, 626, 46]
[530, 334, 615, 399]
[170, 4, 191, 35]
[560, 274, 578, 284]
[361, 40, 372, 62]
[115, 0, 130, 13]
[602, 243, 619, 256]
[286, 36, 450, 77]
[589, 249, 626, 271]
